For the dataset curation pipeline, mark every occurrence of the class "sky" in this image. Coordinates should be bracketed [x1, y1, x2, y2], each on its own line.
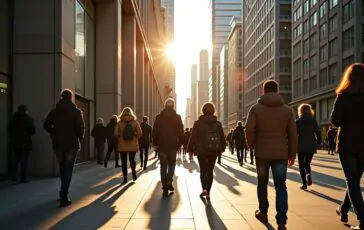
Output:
[172, 0, 211, 120]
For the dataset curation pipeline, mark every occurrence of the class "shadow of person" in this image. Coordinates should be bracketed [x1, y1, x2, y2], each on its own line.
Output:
[183, 158, 200, 173]
[50, 182, 134, 229]
[200, 198, 228, 230]
[143, 180, 180, 230]
[213, 165, 241, 195]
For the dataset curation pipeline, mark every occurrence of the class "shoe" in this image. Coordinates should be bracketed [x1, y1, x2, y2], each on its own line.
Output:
[351, 225, 362, 230]
[143, 166, 147, 171]
[336, 207, 348, 223]
[217, 161, 221, 165]
[206, 194, 210, 200]
[277, 223, 287, 230]
[250, 161, 254, 165]
[255, 210, 268, 223]
[104, 160, 108, 168]
[300, 185, 307, 190]
[240, 161, 243, 166]
[60, 198, 72, 207]
[166, 183, 174, 191]
[132, 173, 137, 181]
[307, 174, 313, 186]
[115, 164, 120, 168]
[163, 189, 169, 197]
[123, 179, 127, 184]
[200, 190, 208, 198]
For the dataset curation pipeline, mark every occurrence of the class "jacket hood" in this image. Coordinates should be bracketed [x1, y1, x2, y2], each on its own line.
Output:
[342, 93, 364, 104]
[160, 107, 177, 117]
[198, 114, 218, 124]
[56, 99, 76, 110]
[120, 114, 135, 122]
[258, 93, 285, 107]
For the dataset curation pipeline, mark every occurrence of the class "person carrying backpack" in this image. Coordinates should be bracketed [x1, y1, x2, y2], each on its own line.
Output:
[187, 102, 226, 200]
[114, 107, 142, 184]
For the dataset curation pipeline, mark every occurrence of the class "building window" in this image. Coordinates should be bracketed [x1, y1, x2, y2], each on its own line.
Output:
[343, 56, 354, 70]
[303, 20, 310, 34]
[320, 45, 327, 62]
[320, 99, 328, 120]
[75, 2, 85, 95]
[310, 75, 317, 91]
[328, 16, 338, 33]
[303, 39, 309, 54]
[293, 42, 301, 57]
[343, 27, 355, 51]
[329, 38, 338, 57]
[328, 63, 338, 84]
[310, 0, 317, 7]
[294, 80, 302, 98]
[319, 68, 328, 87]
[320, 23, 327, 39]
[329, 0, 338, 10]
[303, 79, 309, 94]
[294, 59, 302, 79]
[304, 0, 309, 15]
[343, 0, 354, 24]
[310, 12, 317, 27]
[320, 2, 327, 18]
[303, 59, 309, 74]
[310, 33, 317, 50]
[310, 55, 317, 70]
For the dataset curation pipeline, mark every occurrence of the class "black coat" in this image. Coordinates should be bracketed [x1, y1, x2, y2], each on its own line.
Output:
[91, 123, 106, 148]
[331, 93, 364, 153]
[327, 128, 337, 147]
[152, 108, 184, 152]
[232, 126, 247, 149]
[296, 114, 321, 154]
[183, 131, 191, 146]
[44, 99, 85, 151]
[9, 111, 36, 151]
[187, 115, 226, 156]
[106, 119, 117, 145]
[139, 122, 152, 147]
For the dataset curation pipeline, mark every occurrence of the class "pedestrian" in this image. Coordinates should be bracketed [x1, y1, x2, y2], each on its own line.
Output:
[232, 121, 247, 166]
[183, 128, 191, 157]
[331, 63, 364, 230]
[245, 80, 297, 230]
[188, 128, 194, 160]
[9, 105, 36, 183]
[139, 116, 152, 170]
[295, 103, 322, 190]
[114, 107, 142, 184]
[187, 102, 226, 200]
[226, 129, 234, 155]
[104, 115, 120, 168]
[153, 98, 184, 197]
[91, 118, 106, 165]
[44, 89, 85, 207]
[327, 126, 337, 155]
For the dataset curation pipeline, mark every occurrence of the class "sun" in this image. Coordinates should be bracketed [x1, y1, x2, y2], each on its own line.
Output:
[165, 43, 177, 65]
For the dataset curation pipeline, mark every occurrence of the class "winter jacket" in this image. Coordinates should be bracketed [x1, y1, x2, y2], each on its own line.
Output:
[91, 123, 106, 148]
[330, 93, 364, 153]
[114, 115, 142, 152]
[139, 122, 153, 147]
[9, 111, 36, 151]
[232, 125, 247, 149]
[44, 99, 85, 151]
[152, 107, 184, 152]
[296, 114, 321, 154]
[187, 114, 226, 156]
[106, 118, 118, 145]
[327, 128, 337, 148]
[245, 93, 298, 160]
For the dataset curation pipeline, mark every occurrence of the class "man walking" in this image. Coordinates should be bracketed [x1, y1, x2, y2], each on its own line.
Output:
[153, 98, 184, 196]
[245, 80, 298, 230]
[44, 89, 85, 207]
[232, 121, 247, 166]
[139, 116, 152, 170]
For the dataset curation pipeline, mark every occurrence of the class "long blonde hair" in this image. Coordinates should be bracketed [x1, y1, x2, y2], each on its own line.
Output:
[120, 107, 137, 120]
[298, 103, 315, 117]
[336, 63, 364, 94]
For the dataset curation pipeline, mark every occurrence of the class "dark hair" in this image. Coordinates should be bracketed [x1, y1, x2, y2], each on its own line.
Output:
[237, 121, 243, 126]
[336, 63, 364, 94]
[61, 89, 73, 100]
[143, 116, 148, 122]
[17, 105, 27, 112]
[201, 102, 216, 115]
[263, 80, 278, 93]
[185, 128, 189, 131]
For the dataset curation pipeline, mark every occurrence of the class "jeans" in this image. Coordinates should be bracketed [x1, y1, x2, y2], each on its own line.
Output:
[298, 153, 314, 186]
[12, 149, 29, 181]
[236, 148, 244, 162]
[96, 145, 104, 164]
[139, 145, 149, 167]
[55, 149, 78, 199]
[120, 152, 137, 179]
[256, 158, 288, 225]
[197, 155, 217, 193]
[104, 142, 119, 166]
[159, 151, 177, 189]
[339, 152, 364, 223]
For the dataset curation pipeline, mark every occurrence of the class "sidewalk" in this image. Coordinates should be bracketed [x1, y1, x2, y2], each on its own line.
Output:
[0, 151, 357, 229]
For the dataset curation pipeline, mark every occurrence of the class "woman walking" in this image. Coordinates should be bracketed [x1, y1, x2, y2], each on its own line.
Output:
[295, 104, 321, 190]
[115, 107, 142, 184]
[187, 102, 226, 200]
[331, 63, 364, 230]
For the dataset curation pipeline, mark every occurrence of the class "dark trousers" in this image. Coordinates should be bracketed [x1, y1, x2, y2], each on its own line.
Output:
[104, 143, 119, 166]
[12, 149, 29, 181]
[139, 145, 149, 167]
[256, 158, 288, 225]
[236, 148, 244, 162]
[159, 151, 177, 189]
[298, 153, 314, 185]
[120, 152, 137, 179]
[197, 155, 217, 193]
[229, 144, 234, 154]
[96, 145, 104, 164]
[245, 149, 254, 162]
[55, 149, 78, 199]
[339, 152, 364, 224]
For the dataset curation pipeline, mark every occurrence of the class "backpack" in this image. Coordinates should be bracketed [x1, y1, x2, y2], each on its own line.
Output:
[203, 122, 221, 152]
[123, 121, 134, 141]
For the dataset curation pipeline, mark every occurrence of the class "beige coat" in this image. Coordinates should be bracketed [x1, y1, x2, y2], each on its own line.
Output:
[114, 115, 142, 152]
[245, 93, 298, 160]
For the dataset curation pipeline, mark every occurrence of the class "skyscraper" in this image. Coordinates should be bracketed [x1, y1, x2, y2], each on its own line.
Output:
[210, 0, 241, 106]
[190, 64, 198, 123]
[219, 46, 229, 130]
[197, 50, 210, 118]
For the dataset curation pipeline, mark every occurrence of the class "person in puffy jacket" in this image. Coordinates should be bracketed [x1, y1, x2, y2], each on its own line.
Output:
[91, 118, 106, 165]
[295, 103, 321, 190]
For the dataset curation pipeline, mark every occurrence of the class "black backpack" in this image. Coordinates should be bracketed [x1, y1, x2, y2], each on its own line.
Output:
[123, 121, 134, 141]
[203, 122, 221, 152]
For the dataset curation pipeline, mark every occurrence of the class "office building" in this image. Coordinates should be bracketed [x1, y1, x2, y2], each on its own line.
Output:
[219, 46, 229, 130]
[190, 64, 198, 123]
[243, 0, 292, 119]
[197, 50, 210, 117]
[199, 50, 209, 81]
[184, 98, 192, 128]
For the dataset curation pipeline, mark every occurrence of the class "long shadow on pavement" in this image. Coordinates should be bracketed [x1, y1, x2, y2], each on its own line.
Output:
[213, 164, 241, 195]
[201, 198, 228, 230]
[183, 158, 200, 173]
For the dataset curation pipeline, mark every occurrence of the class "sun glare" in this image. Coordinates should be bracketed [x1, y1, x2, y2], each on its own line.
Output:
[165, 43, 177, 64]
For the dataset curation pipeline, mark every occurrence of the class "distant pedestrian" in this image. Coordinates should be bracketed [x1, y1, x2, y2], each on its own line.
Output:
[183, 128, 191, 156]
[153, 98, 184, 197]
[187, 102, 226, 200]
[104, 115, 120, 168]
[327, 126, 337, 155]
[295, 103, 321, 190]
[91, 118, 106, 165]
[9, 105, 36, 183]
[139, 116, 152, 170]
[226, 129, 234, 155]
[245, 80, 297, 230]
[232, 121, 248, 166]
[114, 107, 142, 184]
[331, 63, 364, 230]
[44, 89, 85, 207]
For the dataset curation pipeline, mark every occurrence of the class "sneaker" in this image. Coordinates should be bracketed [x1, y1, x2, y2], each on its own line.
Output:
[336, 207, 348, 223]
[200, 190, 208, 198]
[307, 174, 313, 186]
[300, 185, 308, 190]
[163, 189, 169, 197]
[278, 223, 287, 230]
[255, 210, 268, 223]
[60, 198, 72, 207]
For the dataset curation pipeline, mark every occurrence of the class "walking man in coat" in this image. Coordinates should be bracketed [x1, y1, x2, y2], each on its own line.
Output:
[139, 116, 153, 170]
[245, 80, 298, 230]
[44, 89, 85, 207]
[153, 98, 184, 196]
[232, 121, 248, 166]
[9, 105, 36, 183]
